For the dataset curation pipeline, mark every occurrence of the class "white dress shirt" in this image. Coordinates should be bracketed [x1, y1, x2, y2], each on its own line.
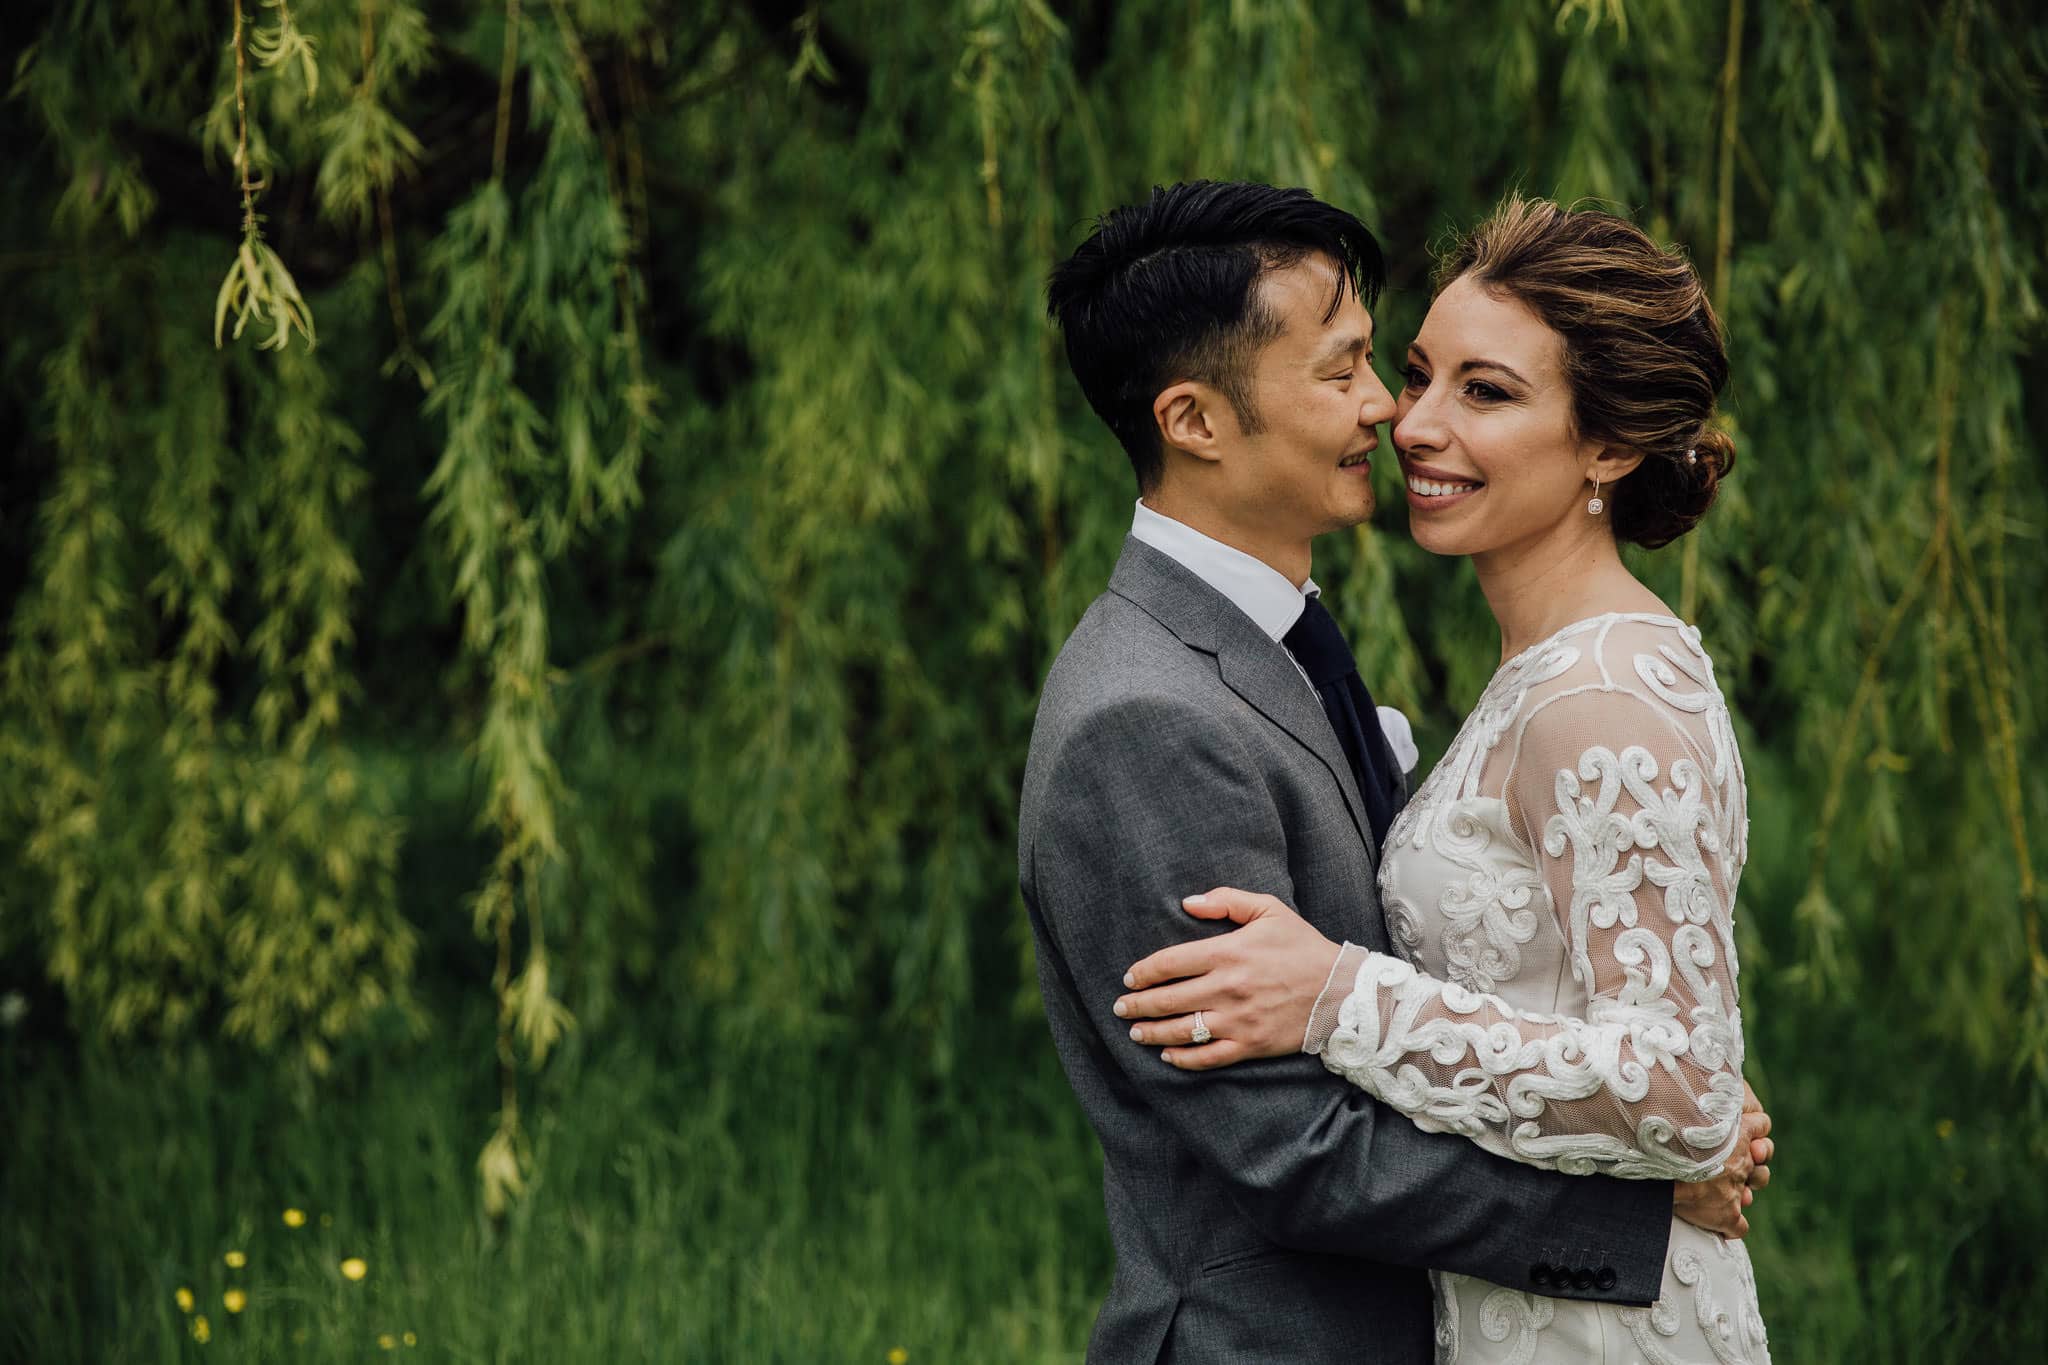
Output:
[1128, 500, 1418, 774]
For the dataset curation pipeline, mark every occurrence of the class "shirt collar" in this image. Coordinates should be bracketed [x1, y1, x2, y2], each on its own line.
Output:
[1129, 500, 1318, 643]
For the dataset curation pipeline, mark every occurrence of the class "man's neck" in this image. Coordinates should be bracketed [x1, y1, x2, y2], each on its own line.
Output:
[1140, 493, 1313, 589]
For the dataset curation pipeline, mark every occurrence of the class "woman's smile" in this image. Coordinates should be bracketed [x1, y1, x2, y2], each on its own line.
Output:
[1401, 459, 1484, 510]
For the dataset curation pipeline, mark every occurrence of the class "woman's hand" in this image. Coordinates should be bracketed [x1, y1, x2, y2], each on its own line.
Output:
[1114, 887, 1342, 1070]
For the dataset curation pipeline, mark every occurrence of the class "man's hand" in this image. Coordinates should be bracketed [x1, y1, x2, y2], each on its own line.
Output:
[1674, 1081, 1774, 1239]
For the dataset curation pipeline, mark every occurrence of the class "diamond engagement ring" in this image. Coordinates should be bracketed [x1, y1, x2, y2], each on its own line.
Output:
[1190, 1011, 1212, 1045]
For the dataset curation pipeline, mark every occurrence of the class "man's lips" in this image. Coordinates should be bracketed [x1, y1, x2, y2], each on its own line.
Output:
[1338, 437, 1378, 471]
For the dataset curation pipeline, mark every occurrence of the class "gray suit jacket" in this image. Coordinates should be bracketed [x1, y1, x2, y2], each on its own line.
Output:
[1018, 537, 1672, 1364]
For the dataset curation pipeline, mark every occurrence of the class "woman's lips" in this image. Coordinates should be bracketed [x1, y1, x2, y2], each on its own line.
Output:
[1405, 481, 1480, 511]
[1402, 464, 1483, 509]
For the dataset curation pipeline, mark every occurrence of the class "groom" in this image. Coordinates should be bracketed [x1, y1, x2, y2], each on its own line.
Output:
[1017, 181, 1767, 1363]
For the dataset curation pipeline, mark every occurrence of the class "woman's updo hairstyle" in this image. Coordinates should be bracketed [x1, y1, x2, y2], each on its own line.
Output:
[1435, 194, 1735, 549]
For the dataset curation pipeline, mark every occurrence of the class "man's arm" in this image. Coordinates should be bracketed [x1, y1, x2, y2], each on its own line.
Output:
[1031, 692, 1673, 1302]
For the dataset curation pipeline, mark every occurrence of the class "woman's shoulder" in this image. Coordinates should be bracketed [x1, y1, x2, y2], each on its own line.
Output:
[1500, 612, 1735, 755]
[1506, 611, 1718, 697]
[1585, 612, 1728, 716]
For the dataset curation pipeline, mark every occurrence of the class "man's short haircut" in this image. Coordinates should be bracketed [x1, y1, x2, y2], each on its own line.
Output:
[1046, 180, 1386, 493]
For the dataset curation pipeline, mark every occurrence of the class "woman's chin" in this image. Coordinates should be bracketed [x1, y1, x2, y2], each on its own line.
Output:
[1406, 519, 1475, 558]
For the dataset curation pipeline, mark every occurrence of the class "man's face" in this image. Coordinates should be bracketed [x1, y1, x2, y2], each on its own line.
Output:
[1219, 256, 1397, 545]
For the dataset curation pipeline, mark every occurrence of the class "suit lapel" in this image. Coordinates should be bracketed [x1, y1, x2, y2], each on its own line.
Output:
[1213, 624, 1377, 863]
[1108, 537, 1378, 863]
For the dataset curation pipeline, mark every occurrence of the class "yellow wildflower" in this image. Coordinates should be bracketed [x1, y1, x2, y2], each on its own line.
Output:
[888, 1350, 909, 1365]
[192, 1315, 212, 1344]
[283, 1207, 308, 1228]
[340, 1257, 368, 1282]
[224, 1249, 247, 1268]
[223, 1289, 248, 1314]
[1936, 1118, 1956, 1140]
[403, 1333, 418, 1347]
[175, 1287, 195, 1314]
[379, 1334, 397, 1350]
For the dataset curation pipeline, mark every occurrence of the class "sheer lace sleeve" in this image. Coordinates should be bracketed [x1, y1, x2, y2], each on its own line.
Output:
[1319, 665, 1748, 1181]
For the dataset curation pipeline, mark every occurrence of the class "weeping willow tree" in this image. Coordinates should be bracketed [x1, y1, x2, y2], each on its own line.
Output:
[3, 0, 2043, 1209]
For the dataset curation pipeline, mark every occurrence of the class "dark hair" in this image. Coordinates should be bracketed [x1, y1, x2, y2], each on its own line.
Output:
[1047, 181, 1385, 493]
[1437, 194, 1735, 549]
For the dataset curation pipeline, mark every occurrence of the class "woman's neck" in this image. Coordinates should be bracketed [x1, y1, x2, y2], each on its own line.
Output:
[1471, 516, 1666, 663]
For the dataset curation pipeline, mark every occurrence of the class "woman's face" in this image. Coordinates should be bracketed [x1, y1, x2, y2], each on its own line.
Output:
[1391, 273, 1606, 559]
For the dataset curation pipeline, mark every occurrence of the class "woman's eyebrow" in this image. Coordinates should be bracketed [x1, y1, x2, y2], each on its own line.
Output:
[1458, 358, 1529, 385]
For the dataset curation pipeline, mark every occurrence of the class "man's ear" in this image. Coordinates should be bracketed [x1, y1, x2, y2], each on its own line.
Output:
[1588, 442, 1646, 487]
[1153, 381, 1232, 466]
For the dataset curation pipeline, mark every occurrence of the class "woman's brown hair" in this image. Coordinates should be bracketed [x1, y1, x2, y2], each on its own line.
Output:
[1436, 195, 1735, 549]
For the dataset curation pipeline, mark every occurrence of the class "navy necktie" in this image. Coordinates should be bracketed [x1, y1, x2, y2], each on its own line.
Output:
[1282, 596, 1400, 848]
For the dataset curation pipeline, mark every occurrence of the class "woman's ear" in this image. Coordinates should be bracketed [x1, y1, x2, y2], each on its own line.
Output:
[1589, 442, 1646, 486]
[1154, 381, 1230, 466]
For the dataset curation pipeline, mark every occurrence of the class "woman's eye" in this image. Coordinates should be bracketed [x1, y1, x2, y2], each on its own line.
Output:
[1402, 366, 1428, 390]
[1465, 380, 1508, 403]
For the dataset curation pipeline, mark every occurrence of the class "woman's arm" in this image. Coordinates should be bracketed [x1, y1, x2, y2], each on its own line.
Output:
[1121, 687, 1750, 1183]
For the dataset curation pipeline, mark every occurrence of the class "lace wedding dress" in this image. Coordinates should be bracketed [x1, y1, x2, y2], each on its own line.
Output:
[1315, 613, 1771, 1364]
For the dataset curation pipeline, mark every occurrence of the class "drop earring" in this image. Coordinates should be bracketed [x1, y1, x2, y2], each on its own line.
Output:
[1587, 477, 1604, 515]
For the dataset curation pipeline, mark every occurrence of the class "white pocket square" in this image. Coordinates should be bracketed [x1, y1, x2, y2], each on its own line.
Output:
[1375, 705, 1419, 777]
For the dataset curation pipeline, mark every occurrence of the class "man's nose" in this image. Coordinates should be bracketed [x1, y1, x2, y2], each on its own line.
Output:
[1357, 367, 1397, 427]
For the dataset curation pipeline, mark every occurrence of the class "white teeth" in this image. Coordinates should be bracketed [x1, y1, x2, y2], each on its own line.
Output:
[1339, 454, 1369, 468]
[1409, 476, 1479, 498]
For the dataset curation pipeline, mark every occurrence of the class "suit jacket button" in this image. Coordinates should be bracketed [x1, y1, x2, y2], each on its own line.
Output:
[1571, 1268, 1595, 1291]
[1596, 1268, 1618, 1291]
[1551, 1263, 1573, 1287]
[1529, 1264, 1550, 1287]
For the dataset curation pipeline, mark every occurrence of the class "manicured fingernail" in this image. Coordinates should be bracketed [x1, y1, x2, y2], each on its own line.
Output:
[1123, 971, 1135, 987]
[1113, 999, 1127, 1017]
[1184, 894, 1210, 907]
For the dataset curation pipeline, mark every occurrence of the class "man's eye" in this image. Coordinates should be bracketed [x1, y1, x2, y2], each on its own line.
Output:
[1328, 371, 1354, 383]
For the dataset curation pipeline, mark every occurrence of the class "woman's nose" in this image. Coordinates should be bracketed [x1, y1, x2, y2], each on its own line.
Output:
[1392, 400, 1437, 454]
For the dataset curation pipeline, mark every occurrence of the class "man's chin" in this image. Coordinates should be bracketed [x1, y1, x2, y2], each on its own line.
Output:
[1322, 494, 1376, 531]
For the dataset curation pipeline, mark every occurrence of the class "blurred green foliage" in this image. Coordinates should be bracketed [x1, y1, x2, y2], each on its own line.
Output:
[1, 0, 2044, 1313]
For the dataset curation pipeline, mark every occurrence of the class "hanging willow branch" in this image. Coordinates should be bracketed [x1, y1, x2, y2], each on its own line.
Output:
[472, 0, 545, 1222]
[1682, 0, 1744, 621]
[349, 0, 432, 388]
[214, 0, 315, 351]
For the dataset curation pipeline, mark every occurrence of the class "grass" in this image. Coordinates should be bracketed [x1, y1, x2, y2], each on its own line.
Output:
[3, 991, 2043, 1363]
[0, 1008, 1108, 1364]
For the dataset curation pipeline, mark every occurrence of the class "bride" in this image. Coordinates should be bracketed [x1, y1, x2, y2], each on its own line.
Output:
[1115, 195, 1772, 1365]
